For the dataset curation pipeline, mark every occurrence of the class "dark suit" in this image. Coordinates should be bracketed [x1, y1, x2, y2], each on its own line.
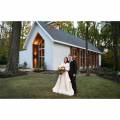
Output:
[69, 60, 77, 95]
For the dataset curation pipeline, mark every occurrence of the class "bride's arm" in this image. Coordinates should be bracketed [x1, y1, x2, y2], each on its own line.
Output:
[65, 63, 70, 71]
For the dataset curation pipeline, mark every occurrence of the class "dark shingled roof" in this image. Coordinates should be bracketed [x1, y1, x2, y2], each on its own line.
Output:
[38, 21, 101, 53]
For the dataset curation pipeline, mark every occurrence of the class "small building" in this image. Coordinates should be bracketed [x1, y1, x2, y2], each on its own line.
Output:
[19, 21, 102, 70]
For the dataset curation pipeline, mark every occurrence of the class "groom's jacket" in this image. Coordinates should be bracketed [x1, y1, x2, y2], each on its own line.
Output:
[69, 60, 77, 75]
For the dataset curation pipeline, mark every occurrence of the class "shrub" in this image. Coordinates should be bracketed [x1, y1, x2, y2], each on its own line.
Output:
[0, 55, 7, 65]
[23, 62, 27, 68]
[19, 62, 27, 69]
[101, 50, 114, 68]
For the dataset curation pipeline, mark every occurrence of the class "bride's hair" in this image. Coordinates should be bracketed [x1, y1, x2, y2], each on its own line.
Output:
[64, 57, 69, 63]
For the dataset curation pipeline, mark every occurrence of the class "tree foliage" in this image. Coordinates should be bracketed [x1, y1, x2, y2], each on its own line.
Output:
[0, 22, 12, 64]
[77, 21, 101, 48]
[20, 21, 31, 50]
[0, 21, 31, 65]
[56, 21, 76, 36]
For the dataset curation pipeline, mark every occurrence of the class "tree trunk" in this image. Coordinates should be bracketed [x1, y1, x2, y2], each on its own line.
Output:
[85, 22, 90, 76]
[6, 22, 21, 74]
[111, 22, 120, 71]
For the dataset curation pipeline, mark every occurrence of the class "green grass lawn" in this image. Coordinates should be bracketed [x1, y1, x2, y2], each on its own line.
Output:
[0, 72, 120, 98]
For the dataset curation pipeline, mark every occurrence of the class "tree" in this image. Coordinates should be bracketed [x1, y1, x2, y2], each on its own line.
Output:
[6, 22, 21, 74]
[100, 23, 112, 49]
[56, 21, 76, 36]
[77, 21, 86, 39]
[85, 22, 90, 76]
[77, 21, 101, 47]
[0, 22, 12, 64]
[101, 50, 114, 68]
[88, 22, 101, 47]
[100, 21, 120, 71]
[20, 21, 31, 50]
[110, 22, 120, 71]
[0, 21, 31, 66]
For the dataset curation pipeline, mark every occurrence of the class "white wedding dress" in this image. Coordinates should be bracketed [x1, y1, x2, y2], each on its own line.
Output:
[52, 63, 74, 96]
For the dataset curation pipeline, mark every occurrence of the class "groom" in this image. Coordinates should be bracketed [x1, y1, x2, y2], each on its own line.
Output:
[68, 55, 77, 95]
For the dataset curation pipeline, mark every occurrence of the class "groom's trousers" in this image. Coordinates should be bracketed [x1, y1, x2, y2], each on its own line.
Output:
[69, 75, 77, 94]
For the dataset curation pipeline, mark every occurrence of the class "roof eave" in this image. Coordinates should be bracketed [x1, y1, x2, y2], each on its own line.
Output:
[53, 39, 102, 54]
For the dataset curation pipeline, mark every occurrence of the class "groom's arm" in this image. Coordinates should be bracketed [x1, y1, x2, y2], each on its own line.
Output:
[73, 61, 77, 75]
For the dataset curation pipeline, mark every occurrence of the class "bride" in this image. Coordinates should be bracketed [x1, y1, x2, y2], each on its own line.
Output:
[52, 57, 74, 96]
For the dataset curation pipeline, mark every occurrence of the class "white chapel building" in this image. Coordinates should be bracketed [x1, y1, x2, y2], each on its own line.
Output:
[19, 21, 102, 70]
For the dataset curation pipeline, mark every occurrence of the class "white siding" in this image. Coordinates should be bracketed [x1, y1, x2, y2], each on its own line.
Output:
[19, 49, 32, 68]
[99, 54, 101, 66]
[52, 43, 70, 70]
[19, 22, 54, 70]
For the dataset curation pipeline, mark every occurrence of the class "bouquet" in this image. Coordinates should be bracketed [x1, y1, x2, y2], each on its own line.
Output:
[58, 66, 65, 75]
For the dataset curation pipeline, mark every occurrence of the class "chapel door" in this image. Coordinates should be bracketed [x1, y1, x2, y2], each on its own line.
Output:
[33, 33, 45, 68]
[33, 44, 39, 68]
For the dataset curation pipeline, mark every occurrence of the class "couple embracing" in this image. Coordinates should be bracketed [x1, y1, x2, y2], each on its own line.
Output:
[52, 55, 77, 96]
